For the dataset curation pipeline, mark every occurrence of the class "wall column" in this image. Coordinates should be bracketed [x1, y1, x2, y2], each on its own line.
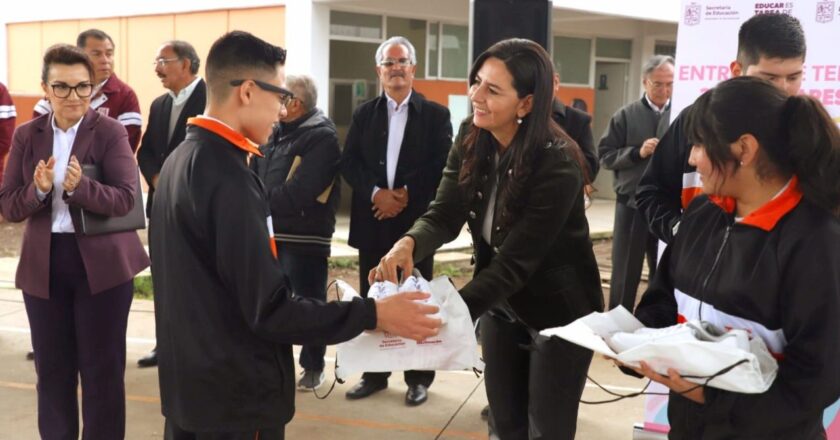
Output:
[284, 0, 331, 114]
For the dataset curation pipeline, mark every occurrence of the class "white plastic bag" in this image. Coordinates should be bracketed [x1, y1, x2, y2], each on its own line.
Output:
[334, 276, 483, 380]
[539, 306, 778, 393]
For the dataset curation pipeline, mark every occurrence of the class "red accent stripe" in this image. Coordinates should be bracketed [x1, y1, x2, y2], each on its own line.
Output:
[269, 239, 278, 260]
[676, 313, 687, 324]
[681, 187, 705, 209]
[187, 116, 264, 157]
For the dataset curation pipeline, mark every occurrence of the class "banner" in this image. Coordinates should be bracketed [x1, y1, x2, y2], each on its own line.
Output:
[640, 1, 840, 438]
[672, 0, 840, 123]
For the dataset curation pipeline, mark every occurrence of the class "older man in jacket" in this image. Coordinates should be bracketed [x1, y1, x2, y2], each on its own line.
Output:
[136, 40, 206, 368]
[340, 36, 452, 407]
[251, 74, 340, 391]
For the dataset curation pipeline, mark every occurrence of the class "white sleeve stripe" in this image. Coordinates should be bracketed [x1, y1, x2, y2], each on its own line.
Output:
[118, 112, 143, 126]
[0, 105, 16, 118]
[34, 100, 51, 115]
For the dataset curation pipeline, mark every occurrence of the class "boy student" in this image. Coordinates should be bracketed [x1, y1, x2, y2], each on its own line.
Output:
[635, 13, 806, 243]
[150, 31, 441, 439]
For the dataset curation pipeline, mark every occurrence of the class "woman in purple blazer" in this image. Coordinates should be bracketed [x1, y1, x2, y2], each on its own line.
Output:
[0, 44, 149, 439]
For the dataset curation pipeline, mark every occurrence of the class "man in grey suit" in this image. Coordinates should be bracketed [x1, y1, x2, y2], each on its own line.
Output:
[136, 40, 206, 367]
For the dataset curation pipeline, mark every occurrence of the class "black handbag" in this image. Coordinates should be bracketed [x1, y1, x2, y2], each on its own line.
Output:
[74, 164, 146, 235]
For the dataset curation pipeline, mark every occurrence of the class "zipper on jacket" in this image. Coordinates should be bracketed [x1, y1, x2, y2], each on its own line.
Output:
[698, 224, 731, 321]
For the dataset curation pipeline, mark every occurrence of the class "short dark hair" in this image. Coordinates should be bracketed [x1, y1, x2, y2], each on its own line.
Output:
[41, 44, 95, 84]
[686, 76, 840, 216]
[166, 40, 201, 75]
[77, 29, 114, 49]
[205, 31, 286, 102]
[737, 14, 806, 66]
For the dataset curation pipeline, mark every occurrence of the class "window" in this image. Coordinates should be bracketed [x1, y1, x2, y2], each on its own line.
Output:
[553, 36, 592, 85]
[428, 22, 439, 78]
[596, 38, 632, 59]
[654, 41, 677, 58]
[330, 11, 382, 39]
[440, 24, 468, 79]
[386, 17, 427, 79]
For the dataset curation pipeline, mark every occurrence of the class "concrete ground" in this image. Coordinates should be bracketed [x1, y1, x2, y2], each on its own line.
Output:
[0, 198, 658, 439]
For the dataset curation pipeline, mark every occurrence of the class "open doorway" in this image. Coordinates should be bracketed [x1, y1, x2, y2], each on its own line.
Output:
[592, 61, 629, 199]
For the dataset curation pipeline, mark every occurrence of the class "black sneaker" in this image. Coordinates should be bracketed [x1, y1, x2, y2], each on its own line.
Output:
[297, 370, 325, 391]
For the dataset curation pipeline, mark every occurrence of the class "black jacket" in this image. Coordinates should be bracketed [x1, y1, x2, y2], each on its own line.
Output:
[635, 105, 693, 243]
[634, 183, 840, 439]
[150, 122, 377, 431]
[341, 91, 452, 251]
[251, 108, 340, 257]
[552, 99, 599, 180]
[137, 79, 207, 217]
[598, 97, 670, 206]
[406, 129, 603, 330]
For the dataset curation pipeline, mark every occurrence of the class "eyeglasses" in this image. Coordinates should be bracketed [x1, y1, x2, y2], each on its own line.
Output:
[50, 82, 94, 99]
[647, 80, 674, 90]
[229, 79, 295, 106]
[153, 57, 181, 67]
[378, 58, 413, 68]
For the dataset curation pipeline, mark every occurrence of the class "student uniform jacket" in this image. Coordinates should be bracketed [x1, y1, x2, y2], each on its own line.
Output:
[150, 118, 377, 431]
[405, 128, 603, 330]
[634, 178, 840, 439]
[635, 105, 696, 243]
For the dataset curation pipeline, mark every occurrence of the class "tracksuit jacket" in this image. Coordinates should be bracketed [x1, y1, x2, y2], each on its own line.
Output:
[635, 105, 697, 243]
[150, 117, 377, 431]
[633, 177, 840, 439]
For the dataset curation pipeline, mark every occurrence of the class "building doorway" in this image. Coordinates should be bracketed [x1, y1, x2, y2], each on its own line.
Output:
[592, 60, 629, 199]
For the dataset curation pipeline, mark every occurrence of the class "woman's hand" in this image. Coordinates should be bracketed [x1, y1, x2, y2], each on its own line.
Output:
[33, 157, 56, 194]
[636, 361, 706, 404]
[62, 156, 82, 193]
[369, 236, 416, 285]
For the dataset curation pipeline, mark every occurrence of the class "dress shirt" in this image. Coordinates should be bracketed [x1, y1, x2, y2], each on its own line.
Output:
[37, 115, 84, 233]
[167, 77, 202, 143]
[644, 94, 670, 115]
[371, 90, 412, 201]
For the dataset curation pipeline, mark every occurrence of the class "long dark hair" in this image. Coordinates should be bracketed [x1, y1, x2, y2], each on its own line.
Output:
[685, 76, 840, 216]
[459, 38, 584, 226]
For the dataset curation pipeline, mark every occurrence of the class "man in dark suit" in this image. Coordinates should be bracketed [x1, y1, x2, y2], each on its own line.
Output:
[136, 40, 206, 367]
[340, 36, 452, 407]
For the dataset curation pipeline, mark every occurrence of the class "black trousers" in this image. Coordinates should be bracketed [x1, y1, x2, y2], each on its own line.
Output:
[482, 312, 592, 440]
[277, 247, 328, 372]
[609, 199, 658, 312]
[24, 234, 134, 440]
[164, 419, 284, 440]
[357, 248, 435, 387]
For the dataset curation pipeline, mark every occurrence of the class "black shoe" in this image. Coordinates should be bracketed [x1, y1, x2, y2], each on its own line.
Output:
[26, 351, 34, 361]
[405, 384, 428, 406]
[480, 404, 490, 420]
[345, 379, 387, 400]
[137, 349, 158, 368]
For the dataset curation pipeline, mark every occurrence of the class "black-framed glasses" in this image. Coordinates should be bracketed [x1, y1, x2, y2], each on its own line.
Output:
[229, 79, 294, 106]
[50, 82, 94, 99]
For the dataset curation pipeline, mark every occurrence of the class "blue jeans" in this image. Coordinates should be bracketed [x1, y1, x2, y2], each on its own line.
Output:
[277, 247, 328, 372]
